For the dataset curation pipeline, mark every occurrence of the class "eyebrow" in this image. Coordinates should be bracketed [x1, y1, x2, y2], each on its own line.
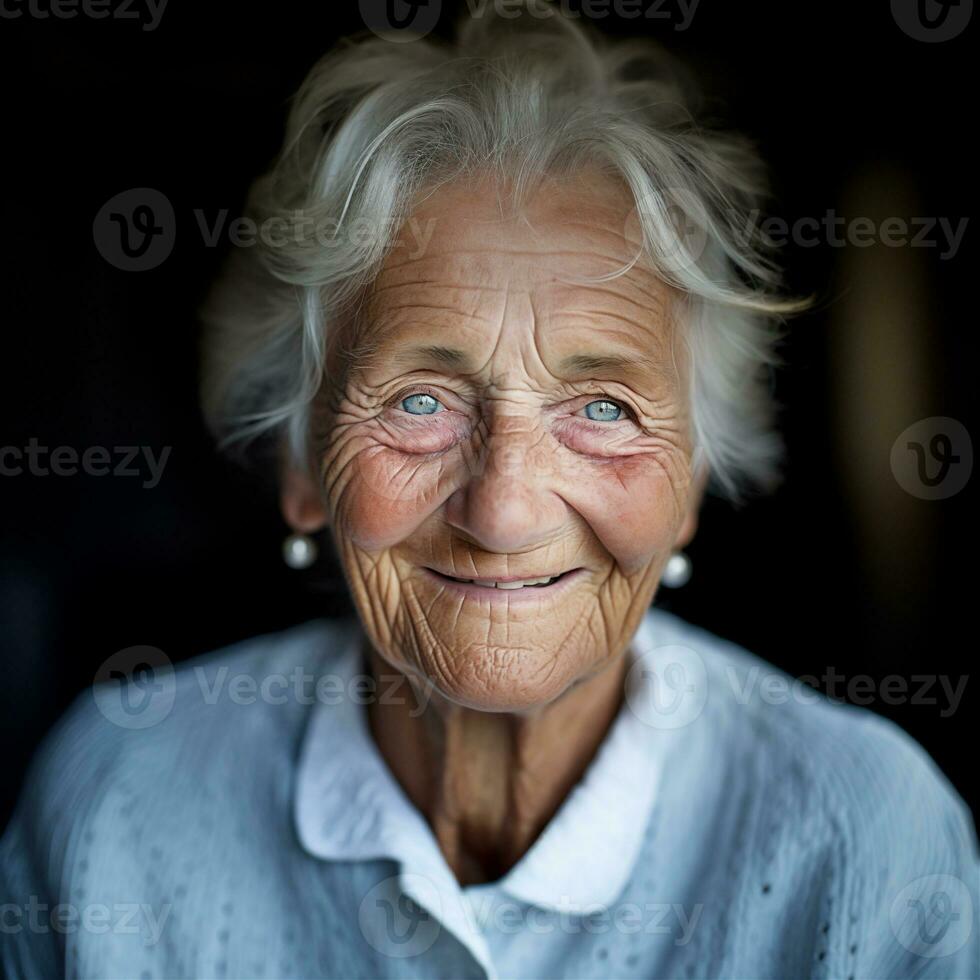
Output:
[384, 345, 473, 371]
[411, 345, 471, 366]
[383, 345, 657, 381]
[557, 352, 653, 378]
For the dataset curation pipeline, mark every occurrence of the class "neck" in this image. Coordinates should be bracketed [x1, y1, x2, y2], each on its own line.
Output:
[365, 643, 629, 885]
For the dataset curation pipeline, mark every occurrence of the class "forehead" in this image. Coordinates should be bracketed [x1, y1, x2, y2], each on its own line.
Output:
[359, 173, 676, 371]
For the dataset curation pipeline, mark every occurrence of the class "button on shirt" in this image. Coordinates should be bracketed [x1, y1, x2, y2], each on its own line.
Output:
[2, 609, 978, 979]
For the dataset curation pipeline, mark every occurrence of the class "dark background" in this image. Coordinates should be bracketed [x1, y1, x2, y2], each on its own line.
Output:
[1, 0, 975, 832]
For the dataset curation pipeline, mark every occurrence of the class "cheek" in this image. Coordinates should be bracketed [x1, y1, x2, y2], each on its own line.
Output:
[565, 454, 687, 574]
[331, 443, 456, 552]
[551, 417, 639, 456]
[325, 408, 473, 553]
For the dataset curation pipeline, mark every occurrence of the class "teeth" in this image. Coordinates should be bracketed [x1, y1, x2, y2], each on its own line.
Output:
[460, 575, 559, 589]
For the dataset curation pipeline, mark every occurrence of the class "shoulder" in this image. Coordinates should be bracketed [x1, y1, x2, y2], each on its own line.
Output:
[0, 617, 362, 975]
[644, 607, 979, 973]
[645, 606, 976, 839]
[34, 618, 349, 784]
[1, 616, 357, 885]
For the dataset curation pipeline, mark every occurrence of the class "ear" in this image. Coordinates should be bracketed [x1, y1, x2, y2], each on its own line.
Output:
[675, 465, 709, 550]
[280, 463, 328, 534]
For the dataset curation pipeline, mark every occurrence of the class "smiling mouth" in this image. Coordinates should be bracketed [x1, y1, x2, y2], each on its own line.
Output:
[425, 568, 577, 590]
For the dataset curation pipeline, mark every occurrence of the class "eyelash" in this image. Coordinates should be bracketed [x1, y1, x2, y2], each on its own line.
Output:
[575, 396, 634, 422]
[391, 385, 447, 412]
[393, 387, 634, 421]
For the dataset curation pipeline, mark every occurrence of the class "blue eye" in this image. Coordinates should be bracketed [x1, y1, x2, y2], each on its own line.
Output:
[401, 392, 442, 415]
[582, 399, 624, 422]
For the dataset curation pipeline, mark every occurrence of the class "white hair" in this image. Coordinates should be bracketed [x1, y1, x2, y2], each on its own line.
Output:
[200, 0, 804, 499]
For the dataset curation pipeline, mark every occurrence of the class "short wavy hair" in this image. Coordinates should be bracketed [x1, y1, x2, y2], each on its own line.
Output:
[199, 0, 803, 499]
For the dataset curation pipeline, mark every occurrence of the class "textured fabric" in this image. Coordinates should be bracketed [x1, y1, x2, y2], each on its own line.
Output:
[1, 608, 977, 979]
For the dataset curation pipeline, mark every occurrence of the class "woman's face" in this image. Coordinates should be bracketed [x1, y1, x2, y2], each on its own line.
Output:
[306, 174, 698, 712]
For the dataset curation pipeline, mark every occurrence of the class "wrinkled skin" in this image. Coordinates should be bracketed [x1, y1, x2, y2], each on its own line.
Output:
[283, 172, 703, 880]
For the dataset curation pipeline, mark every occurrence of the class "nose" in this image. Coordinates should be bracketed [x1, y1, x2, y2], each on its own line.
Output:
[444, 418, 569, 555]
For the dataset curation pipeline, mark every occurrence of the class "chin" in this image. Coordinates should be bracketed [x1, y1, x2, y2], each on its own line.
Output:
[413, 634, 603, 714]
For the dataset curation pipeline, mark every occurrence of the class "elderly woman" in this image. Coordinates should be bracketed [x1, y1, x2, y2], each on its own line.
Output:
[2, 5, 977, 979]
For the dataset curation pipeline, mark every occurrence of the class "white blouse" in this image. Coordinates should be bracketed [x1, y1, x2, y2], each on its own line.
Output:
[2, 608, 977, 978]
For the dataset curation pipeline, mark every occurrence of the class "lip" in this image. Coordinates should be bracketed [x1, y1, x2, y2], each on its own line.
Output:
[422, 566, 586, 601]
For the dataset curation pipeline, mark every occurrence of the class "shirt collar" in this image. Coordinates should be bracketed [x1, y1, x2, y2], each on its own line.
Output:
[294, 609, 672, 917]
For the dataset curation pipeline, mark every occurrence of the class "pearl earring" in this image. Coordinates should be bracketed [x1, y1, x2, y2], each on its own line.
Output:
[661, 551, 692, 588]
[282, 533, 318, 569]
